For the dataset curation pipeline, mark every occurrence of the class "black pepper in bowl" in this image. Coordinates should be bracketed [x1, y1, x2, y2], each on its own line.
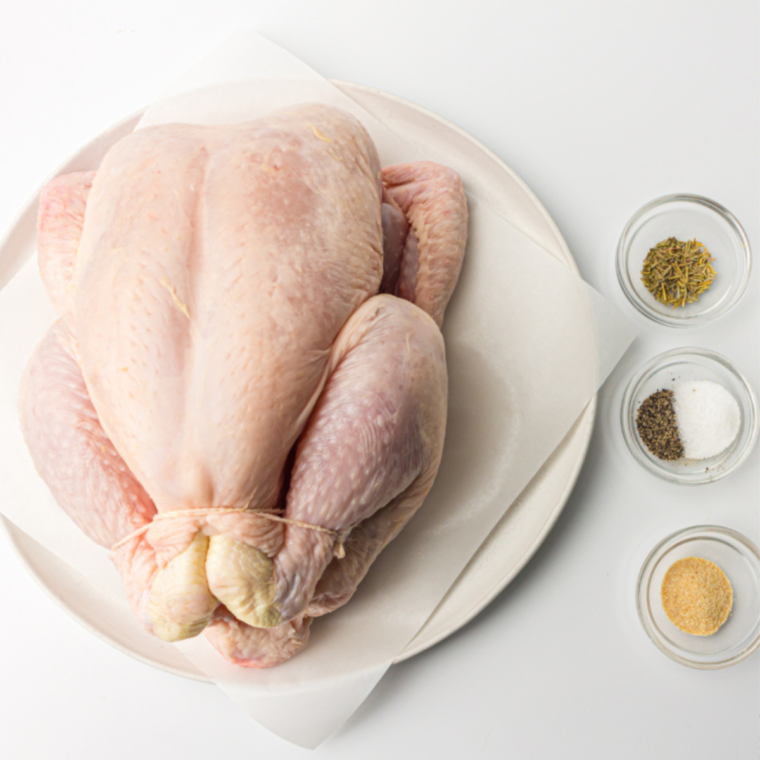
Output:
[636, 389, 684, 461]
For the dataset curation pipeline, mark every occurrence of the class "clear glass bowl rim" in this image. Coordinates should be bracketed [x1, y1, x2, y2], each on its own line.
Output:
[636, 525, 760, 669]
[616, 193, 752, 327]
[620, 347, 760, 485]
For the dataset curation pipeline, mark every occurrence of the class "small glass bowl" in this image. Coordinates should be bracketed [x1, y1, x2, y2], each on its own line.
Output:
[621, 348, 759, 484]
[616, 194, 751, 327]
[637, 526, 760, 669]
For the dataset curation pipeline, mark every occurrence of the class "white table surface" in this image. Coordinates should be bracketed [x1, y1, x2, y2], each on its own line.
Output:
[0, 2, 757, 758]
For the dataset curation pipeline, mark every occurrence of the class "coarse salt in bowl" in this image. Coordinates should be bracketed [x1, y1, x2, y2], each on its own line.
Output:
[621, 347, 759, 485]
[637, 526, 760, 669]
[673, 380, 741, 460]
[616, 194, 751, 327]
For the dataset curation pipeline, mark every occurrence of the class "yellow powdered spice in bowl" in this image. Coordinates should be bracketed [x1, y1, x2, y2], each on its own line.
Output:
[661, 557, 733, 636]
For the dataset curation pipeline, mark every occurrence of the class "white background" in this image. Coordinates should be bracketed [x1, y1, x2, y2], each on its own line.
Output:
[0, 1, 757, 758]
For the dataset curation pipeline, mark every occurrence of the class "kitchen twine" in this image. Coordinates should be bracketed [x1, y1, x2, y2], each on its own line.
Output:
[111, 507, 352, 559]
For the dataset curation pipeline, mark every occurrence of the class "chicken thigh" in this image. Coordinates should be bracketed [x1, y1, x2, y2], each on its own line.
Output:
[20, 104, 467, 667]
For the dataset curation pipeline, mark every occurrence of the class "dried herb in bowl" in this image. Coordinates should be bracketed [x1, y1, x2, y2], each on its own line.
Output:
[641, 237, 716, 308]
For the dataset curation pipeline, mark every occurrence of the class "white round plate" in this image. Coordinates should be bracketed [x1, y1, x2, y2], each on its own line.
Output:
[0, 82, 595, 680]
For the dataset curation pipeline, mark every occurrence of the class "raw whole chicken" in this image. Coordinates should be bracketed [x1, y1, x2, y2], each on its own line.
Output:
[19, 104, 467, 667]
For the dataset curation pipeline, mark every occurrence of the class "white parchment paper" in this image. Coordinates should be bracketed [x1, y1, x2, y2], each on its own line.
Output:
[0, 32, 635, 749]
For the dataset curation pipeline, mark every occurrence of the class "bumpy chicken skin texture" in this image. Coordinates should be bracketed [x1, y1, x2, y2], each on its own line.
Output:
[20, 104, 468, 667]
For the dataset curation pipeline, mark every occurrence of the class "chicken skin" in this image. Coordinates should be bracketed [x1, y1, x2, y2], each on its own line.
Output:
[19, 104, 467, 667]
